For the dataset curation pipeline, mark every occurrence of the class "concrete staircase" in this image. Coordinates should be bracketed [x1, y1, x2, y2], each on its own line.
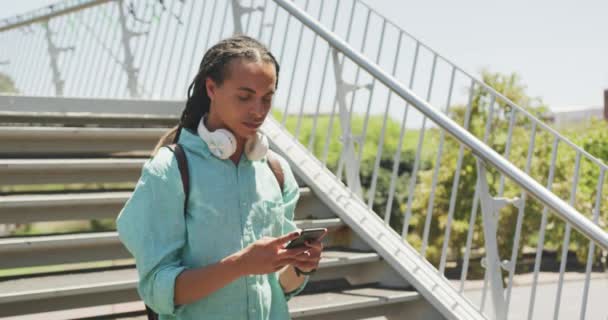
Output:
[0, 100, 444, 319]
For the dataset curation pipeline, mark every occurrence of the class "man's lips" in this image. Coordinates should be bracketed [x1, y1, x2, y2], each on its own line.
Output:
[243, 122, 262, 129]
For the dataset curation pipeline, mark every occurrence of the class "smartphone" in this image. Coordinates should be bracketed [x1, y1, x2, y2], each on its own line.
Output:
[285, 227, 327, 249]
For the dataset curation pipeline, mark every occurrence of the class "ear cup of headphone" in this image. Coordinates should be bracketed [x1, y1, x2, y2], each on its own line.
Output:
[197, 116, 237, 159]
[245, 131, 269, 161]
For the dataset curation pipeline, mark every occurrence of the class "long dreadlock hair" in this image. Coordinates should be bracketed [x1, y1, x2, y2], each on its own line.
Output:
[152, 35, 280, 156]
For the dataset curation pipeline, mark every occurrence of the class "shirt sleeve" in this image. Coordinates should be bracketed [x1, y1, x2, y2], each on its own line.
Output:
[116, 147, 188, 316]
[276, 155, 310, 301]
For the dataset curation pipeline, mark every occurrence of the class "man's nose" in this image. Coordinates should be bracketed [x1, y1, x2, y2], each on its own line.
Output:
[251, 100, 266, 117]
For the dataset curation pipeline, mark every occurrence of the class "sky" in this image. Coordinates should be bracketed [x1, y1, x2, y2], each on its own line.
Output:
[1, 0, 607, 110]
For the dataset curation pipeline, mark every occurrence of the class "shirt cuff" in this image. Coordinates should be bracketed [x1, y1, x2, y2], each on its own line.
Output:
[283, 274, 310, 301]
[147, 265, 188, 316]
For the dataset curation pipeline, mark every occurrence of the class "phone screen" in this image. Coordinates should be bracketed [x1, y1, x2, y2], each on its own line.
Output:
[285, 228, 327, 249]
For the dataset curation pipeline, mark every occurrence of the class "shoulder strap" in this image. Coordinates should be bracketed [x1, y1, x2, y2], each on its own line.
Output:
[166, 144, 189, 212]
[165, 144, 282, 207]
[266, 149, 284, 194]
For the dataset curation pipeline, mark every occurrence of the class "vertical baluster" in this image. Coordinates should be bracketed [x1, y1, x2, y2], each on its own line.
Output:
[307, 0, 345, 152]
[527, 136, 560, 320]
[369, 27, 403, 213]
[165, 0, 196, 98]
[504, 117, 534, 319]
[580, 167, 605, 320]
[452, 79, 478, 279]
[294, 1, 323, 140]
[86, 5, 120, 97]
[421, 66, 456, 257]
[96, 5, 124, 97]
[553, 151, 581, 320]
[402, 53, 438, 237]
[281, 0, 310, 126]
[149, 0, 180, 98]
[384, 41, 420, 226]
[70, 6, 105, 97]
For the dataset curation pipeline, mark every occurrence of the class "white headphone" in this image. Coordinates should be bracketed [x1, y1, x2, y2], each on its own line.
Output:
[197, 115, 269, 161]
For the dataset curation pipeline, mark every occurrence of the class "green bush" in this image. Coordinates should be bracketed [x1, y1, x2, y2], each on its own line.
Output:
[0, 72, 18, 93]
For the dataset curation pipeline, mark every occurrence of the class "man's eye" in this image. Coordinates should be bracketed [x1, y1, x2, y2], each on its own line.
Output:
[238, 96, 250, 101]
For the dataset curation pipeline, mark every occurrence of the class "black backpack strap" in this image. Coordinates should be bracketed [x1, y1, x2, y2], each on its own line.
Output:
[145, 305, 159, 320]
[166, 143, 190, 212]
[266, 149, 284, 194]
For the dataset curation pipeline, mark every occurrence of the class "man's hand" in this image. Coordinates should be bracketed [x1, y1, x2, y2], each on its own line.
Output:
[236, 231, 311, 275]
[290, 229, 327, 272]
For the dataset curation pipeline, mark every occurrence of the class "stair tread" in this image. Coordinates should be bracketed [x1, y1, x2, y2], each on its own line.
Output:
[1, 188, 312, 205]
[0, 249, 379, 302]
[0, 126, 167, 135]
[0, 219, 346, 249]
[0, 286, 418, 320]
[0, 158, 146, 167]
[289, 286, 419, 316]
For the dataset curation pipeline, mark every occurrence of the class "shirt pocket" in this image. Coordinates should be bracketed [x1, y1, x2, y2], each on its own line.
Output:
[254, 200, 285, 239]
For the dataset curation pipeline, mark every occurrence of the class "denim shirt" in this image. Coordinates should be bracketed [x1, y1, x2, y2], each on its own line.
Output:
[116, 127, 308, 319]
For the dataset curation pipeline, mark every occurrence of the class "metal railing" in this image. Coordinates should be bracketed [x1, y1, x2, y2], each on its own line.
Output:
[1, 0, 606, 319]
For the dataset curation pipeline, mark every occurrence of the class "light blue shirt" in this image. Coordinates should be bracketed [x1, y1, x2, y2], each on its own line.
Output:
[116, 127, 308, 319]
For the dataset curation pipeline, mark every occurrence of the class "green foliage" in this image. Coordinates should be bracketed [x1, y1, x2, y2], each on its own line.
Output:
[0, 72, 18, 93]
[404, 69, 607, 270]
[277, 68, 607, 275]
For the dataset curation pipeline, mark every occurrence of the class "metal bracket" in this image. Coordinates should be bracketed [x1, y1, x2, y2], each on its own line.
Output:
[42, 19, 74, 96]
[475, 158, 523, 320]
[231, 0, 265, 34]
[329, 49, 373, 198]
[117, 0, 146, 98]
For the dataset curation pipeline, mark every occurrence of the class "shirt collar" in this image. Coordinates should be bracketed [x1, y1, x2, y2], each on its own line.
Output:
[177, 127, 212, 159]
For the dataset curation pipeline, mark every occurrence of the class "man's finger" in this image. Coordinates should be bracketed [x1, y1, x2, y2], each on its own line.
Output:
[304, 240, 323, 250]
[273, 230, 302, 245]
[275, 256, 299, 267]
[278, 246, 310, 258]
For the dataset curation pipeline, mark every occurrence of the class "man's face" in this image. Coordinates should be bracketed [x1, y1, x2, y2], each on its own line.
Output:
[206, 59, 277, 140]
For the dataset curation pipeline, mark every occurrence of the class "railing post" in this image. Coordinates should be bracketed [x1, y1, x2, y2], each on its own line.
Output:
[42, 19, 74, 96]
[476, 158, 523, 320]
[116, 0, 145, 98]
[330, 49, 371, 198]
[231, 0, 264, 35]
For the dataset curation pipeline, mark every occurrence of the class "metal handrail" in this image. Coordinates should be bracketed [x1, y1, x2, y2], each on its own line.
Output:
[0, 0, 111, 32]
[351, 0, 607, 172]
[272, 0, 608, 251]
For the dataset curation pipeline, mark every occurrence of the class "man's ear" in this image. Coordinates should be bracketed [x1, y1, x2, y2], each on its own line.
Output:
[205, 77, 216, 101]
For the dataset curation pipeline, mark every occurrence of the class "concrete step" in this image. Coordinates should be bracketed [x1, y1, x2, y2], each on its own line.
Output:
[0, 187, 334, 223]
[0, 249, 384, 317]
[1, 158, 319, 189]
[290, 285, 421, 319]
[0, 111, 178, 128]
[0, 158, 145, 185]
[0, 219, 347, 269]
[0, 286, 422, 320]
[0, 96, 183, 119]
[0, 126, 166, 157]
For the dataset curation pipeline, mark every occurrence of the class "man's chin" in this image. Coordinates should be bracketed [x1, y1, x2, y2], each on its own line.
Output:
[233, 129, 255, 142]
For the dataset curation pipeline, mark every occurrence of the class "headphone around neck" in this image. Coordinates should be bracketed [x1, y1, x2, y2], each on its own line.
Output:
[196, 115, 269, 161]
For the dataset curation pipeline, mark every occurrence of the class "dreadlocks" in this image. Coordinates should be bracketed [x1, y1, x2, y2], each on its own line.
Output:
[153, 35, 280, 155]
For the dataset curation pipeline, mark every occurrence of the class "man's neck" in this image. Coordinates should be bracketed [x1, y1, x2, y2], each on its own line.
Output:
[229, 140, 245, 165]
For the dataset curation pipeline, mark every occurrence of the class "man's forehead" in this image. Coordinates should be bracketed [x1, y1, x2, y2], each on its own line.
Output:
[224, 61, 276, 93]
